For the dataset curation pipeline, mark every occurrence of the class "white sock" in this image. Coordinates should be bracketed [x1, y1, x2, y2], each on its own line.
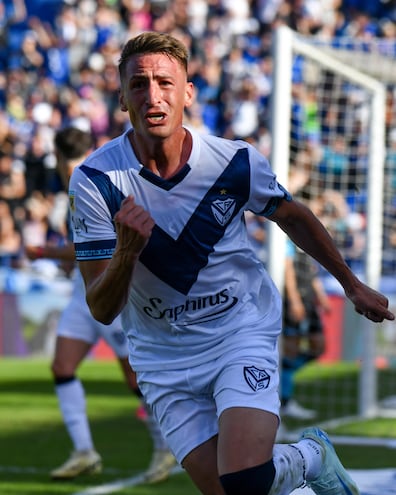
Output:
[291, 438, 323, 480]
[55, 378, 94, 452]
[269, 444, 306, 495]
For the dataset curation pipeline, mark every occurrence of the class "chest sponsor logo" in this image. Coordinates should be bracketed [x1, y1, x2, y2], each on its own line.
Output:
[143, 288, 238, 323]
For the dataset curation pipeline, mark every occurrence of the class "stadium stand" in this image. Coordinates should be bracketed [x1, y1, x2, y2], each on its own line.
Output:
[0, 0, 395, 358]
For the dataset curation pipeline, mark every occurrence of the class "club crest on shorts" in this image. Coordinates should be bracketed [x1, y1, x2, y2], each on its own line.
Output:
[211, 198, 236, 226]
[244, 366, 270, 392]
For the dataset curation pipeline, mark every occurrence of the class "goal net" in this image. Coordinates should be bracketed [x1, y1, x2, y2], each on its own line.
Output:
[268, 26, 396, 427]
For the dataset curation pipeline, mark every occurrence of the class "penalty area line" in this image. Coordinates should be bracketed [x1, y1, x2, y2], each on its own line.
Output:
[72, 465, 184, 495]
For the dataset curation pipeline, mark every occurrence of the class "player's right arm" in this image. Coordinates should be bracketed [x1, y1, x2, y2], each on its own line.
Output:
[79, 195, 154, 324]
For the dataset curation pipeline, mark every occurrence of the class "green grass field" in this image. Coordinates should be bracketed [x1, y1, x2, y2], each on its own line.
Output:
[1, 357, 395, 495]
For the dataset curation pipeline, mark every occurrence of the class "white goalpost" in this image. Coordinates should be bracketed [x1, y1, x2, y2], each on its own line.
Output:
[269, 25, 394, 420]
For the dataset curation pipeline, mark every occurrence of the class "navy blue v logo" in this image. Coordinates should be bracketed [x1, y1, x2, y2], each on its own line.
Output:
[80, 148, 250, 295]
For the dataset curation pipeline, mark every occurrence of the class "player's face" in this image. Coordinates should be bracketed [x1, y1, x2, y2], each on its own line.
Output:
[119, 53, 193, 141]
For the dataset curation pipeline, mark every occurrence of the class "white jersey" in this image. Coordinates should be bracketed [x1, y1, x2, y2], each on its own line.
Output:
[69, 128, 291, 371]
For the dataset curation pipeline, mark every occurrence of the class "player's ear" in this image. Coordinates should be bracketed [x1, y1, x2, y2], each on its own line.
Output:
[119, 90, 127, 112]
[184, 82, 194, 109]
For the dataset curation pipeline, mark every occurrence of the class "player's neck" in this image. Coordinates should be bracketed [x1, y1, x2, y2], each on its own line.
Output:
[130, 129, 192, 179]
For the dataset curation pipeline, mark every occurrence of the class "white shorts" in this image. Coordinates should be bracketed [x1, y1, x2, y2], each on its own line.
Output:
[137, 334, 280, 464]
[57, 274, 128, 358]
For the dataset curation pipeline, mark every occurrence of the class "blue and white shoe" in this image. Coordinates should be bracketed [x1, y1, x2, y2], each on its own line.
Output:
[300, 427, 360, 495]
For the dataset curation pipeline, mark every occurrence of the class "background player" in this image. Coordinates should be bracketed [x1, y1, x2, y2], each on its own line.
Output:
[281, 238, 330, 419]
[25, 127, 175, 482]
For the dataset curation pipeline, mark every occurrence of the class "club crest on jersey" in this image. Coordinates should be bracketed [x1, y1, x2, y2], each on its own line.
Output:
[244, 366, 270, 392]
[211, 197, 236, 226]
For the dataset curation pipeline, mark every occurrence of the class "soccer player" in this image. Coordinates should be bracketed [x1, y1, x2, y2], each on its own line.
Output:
[281, 238, 330, 420]
[69, 32, 394, 495]
[25, 127, 175, 482]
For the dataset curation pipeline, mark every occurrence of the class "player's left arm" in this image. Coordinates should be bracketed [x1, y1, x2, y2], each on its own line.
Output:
[267, 198, 395, 323]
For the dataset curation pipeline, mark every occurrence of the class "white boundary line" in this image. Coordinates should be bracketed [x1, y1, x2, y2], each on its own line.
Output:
[72, 466, 396, 495]
[72, 465, 184, 495]
[1, 464, 396, 495]
[71, 473, 146, 495]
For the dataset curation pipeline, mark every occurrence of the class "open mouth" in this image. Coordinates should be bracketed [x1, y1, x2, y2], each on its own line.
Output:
[146, 113, 166, 122]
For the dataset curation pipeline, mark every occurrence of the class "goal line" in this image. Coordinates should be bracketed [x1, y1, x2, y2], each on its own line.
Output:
[71, 465, 184, 495]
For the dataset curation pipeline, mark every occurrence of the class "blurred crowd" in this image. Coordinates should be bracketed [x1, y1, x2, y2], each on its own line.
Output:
[0, 0, 395, 277]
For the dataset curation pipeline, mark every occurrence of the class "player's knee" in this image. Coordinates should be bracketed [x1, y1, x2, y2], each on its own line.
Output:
[219, 459, 275, 495]
[50, 359, 62, 378]
[51, 359, 74, 378]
